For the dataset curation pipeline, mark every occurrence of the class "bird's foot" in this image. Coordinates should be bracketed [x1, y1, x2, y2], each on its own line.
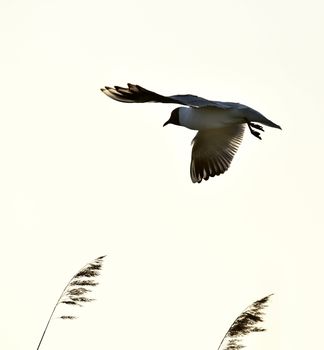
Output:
[250, 129, 262, 140]
[247, 122, 263, 140]
[249, 122, 264, 132]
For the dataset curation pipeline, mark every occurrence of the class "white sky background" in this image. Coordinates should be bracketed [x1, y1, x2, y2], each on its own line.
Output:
[0, 0, 323, 349]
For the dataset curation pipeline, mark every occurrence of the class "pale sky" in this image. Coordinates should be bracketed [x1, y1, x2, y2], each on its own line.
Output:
[1, 0, 323, 349]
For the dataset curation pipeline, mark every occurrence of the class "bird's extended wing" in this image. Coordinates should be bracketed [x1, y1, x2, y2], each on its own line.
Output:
[101, 83, 238, 109]
[190, 124, 245, 183]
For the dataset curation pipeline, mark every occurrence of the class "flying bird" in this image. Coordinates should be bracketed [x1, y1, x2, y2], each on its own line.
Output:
[101, 84, 281, 183]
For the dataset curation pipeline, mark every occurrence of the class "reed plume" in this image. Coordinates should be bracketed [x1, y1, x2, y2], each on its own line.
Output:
[36, 255, 106, 350]
[217, 294, 273, 350]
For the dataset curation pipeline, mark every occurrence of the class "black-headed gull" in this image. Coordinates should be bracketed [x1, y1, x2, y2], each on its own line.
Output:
[101, 84, 281, 183]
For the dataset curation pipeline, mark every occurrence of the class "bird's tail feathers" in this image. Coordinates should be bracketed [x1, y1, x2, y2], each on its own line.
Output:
[248, 108, 282, 129]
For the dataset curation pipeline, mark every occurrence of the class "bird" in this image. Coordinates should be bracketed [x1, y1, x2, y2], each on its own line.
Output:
[101, 83, 281, 183]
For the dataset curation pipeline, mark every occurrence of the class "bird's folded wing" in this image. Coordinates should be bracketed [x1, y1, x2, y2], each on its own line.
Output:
[190, 124, 245, 183]
[169, 94, 238, 109]
[101, 83, 238, 109]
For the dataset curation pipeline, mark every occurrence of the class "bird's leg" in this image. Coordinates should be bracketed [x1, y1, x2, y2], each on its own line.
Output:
[247, 122, 263, 140]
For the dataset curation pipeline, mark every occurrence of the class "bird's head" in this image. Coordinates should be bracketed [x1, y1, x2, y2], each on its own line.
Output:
[163, 107, 181, 127]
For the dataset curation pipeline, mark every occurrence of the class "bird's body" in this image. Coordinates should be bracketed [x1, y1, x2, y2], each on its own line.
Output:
[178, 107, 244, 130]
[177, 105, 280, 130]
[101, 83, 281, 183]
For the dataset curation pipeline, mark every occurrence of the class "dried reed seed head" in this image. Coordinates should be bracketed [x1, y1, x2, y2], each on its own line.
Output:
[220, 294, 273, 350]
[70, 280, 98, 286]
[60, 316, 77, 320]
[60, 301, 80, 306]
[57, 256, 105, 319]
[74, 269, 100, 278]
[67, 288, 91, 296]
[70, 297, 94, 303]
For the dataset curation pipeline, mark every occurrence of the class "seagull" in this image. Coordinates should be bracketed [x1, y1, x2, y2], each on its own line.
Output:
[101, 83, 281, 183]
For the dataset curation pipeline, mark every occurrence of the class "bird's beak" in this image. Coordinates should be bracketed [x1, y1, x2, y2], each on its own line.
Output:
[163, 120, 170, 127]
